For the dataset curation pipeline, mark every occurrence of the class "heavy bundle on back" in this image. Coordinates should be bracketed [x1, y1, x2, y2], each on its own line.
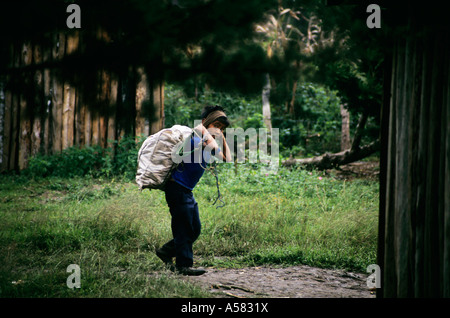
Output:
[136, 125, 193, 191]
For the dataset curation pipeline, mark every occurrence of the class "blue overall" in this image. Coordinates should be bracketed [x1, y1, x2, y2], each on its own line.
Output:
[160, 136, 219, 268]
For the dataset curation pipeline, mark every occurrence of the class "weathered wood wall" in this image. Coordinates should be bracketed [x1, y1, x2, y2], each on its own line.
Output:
[379, 12, 450, 297]
[0, 30, 164, 171]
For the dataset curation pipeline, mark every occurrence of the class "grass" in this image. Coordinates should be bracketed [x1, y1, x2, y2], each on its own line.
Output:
[0, 163, 379, 297]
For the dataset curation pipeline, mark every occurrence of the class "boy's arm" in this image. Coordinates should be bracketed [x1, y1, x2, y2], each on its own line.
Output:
[194, 124, 232, 162]
[219, 134, 232, 163]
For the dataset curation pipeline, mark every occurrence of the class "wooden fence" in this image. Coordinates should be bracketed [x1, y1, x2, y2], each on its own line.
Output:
[0, 29, 164, 172]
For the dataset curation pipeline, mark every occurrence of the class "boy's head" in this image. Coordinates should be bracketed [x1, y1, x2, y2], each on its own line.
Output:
[201, 105, 230, 132]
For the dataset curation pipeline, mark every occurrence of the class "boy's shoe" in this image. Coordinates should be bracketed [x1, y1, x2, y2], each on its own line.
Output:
[155, 248, 173, 266]
[175, 267, 207, 276]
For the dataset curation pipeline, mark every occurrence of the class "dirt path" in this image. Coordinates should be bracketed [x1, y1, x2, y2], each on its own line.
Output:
[178, 161, 380, 298]
[183, 265, 375, 298]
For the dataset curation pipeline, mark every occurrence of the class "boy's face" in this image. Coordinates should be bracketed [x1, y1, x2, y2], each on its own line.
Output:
[206, 120, 226, 137]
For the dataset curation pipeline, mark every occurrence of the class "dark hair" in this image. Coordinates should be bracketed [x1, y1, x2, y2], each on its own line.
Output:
[201, 105, 230, 127]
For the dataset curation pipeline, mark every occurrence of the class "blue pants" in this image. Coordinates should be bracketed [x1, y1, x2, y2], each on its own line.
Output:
[161, 180, 201, 268]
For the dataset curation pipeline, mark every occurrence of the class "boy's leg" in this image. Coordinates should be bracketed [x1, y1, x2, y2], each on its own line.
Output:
[164, 181, 201, 268]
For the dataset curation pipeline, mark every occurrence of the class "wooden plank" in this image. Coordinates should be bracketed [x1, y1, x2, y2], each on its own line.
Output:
[42, 37, 52, 155]
[31, 42, 43, 157]
[107, 76, 118, 149]
[74, 86, 83, 147]
[135, 67, 148, 138]
[84, 99, 91, 146]
[423, 34, 444, 297]
[443, 36, 450, 298]
[63, 31, 78, 150]
[18, 41, 32, 170]
[99, 69, 110, 148]
[150, 78, 162, 135]
[43, 68, 51, 155]
[377, 48, 393, 298]
[2, 81, 12, 172]
[0, 79, 5, 170]
[10, 93, 19, 171]
[62, 82, 76, 150]
[383, 41, 399, 297]
[91, 105, 100, 146]
[1, 44, 14, 171]
[160, 80, 165, 129]
[51, 32, 65, 154]
[8, 43, 21, 171]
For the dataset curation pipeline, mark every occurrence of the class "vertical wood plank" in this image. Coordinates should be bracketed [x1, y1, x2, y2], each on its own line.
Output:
[0, 79, 5, 170]
[51, 32, 65, 154]
[9, 43, 21, 171]
[2, 81, 12, 171]
[0, 44, 16, 171]
[443, 36, 450, 298]
[107, 76, 118, 149]
[31, 42, 43, 157]
[18, 41, 32, 170]
[62, 30, 78, 150]
[150, 78, 162, 135]
[43, 64, 51, 155]
[160, 80, 165, 129]
[75, 87, 84, 147]
[135, 67, 148, 138]
[383, 41, 398, 298]
[99, 69, 110, 148]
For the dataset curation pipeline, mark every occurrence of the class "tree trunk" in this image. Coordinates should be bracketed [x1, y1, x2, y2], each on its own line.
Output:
[282, 108, 375, 169]
[340, 103, 351, 151]
[282, 138, 380, 169]
[262, 73, 272, 131]
[351, 108, 369, 151]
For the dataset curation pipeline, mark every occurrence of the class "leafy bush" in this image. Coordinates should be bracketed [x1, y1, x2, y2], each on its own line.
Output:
[165, 82, 344, 159]
[24, 135, 145, 179]
[273, 82, 342, 157]
[25, 146, 107, 178]
[164, 83, 262, 130]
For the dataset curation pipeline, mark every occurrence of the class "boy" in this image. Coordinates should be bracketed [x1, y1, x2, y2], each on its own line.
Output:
[156, 105, 231, 276]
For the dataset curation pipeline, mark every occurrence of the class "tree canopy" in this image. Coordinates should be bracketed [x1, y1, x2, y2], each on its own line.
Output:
[0, 0, 277, 94]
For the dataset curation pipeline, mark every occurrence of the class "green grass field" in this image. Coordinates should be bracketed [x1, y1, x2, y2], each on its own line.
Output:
[0, 163, 379, 297]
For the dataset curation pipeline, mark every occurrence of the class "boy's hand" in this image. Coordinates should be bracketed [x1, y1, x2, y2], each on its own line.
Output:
[194, 123, 232, 162]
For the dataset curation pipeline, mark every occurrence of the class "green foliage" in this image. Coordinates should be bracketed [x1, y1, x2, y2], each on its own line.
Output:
[25, 146, 108, 178]
[24, 135, 145, 180]
[164, 82, 344, 158]
[164, 83, 262, 130]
